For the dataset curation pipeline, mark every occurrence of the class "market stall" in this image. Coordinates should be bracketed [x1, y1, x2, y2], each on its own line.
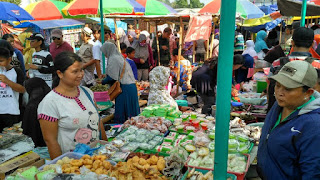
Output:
[1, 103, 262, 180]
[14, 19, 85, 51]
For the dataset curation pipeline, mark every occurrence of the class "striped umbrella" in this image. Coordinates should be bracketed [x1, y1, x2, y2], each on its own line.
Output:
[50, 0, 85, 18]
[25, 0, 63, 20]
[136, 0, 177, 15]
[199, 0, 265, 19]
[62, 0, 145, 16]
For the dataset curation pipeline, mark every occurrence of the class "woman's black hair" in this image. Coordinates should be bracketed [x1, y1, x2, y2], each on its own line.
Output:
[0, 40, 14, 57]
[52, 51, 82, 89]
[0, 47, 11, 59]
[35, 38, 46, 50]
[2, 34, 14, 40]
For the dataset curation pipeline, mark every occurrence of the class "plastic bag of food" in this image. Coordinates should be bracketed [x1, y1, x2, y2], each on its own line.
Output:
[121, 143, 139, 152]
[110, 152, 130, 162]
[150, 129, 161, 136]
[125, 134, 136, 142]
[193, 131, 210, 147]
[148, 140, 159, 147]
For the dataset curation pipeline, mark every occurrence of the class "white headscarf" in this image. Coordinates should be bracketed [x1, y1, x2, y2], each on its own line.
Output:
[140, 30, 150, 44]
[132, 34, 149, 61]
[117, 28, 130, 47]
[148, 66, 179, 110]
[100, 42, 135, 84]
[242, 40, 257, 58]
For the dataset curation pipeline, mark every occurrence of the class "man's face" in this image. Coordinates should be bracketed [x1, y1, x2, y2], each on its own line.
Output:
[6, 37, 14, 47]
[53, 36, 63, 46]
[163, 31, 172, 39]
[94, 31, 101, 41]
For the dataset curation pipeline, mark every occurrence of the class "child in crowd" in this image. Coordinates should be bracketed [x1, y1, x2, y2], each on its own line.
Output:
[126, 47, 138, 80]
[120, 43, 127, 59]
[0, 47, 25, 132]
[28, 33, 54, 88]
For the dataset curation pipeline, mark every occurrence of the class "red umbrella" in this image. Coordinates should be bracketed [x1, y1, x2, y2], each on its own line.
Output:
[25, 0, 63, 20]
[311, 0, 320, 5]
[62, 0, 99, 16]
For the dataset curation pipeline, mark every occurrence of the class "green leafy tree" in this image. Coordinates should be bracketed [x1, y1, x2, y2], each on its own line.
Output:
[172, 0, 189, 8]
[190, 0, 204, 8]
[2, 0, 22, 5]
[172, 0, 204, 8]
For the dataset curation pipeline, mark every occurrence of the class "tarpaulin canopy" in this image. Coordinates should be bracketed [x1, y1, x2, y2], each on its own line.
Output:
[14, 19, 84, 29]
[277, 0, 320, 16]
[89, 18, 127, 33]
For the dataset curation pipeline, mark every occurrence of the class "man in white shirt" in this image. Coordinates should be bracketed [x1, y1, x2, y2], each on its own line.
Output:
[92, 28, 108, 78]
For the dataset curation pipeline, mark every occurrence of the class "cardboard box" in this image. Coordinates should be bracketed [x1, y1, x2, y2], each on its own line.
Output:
[89, 140, 109, 148]
[0, 151, 43, 179]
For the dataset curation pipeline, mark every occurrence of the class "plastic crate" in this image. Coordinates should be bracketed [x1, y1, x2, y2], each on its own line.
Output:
[93, 91, 110, 102]
[38, 152, 117, 171]
[185, 154, 250, 180]
[238, 93, 266, 105]
[181, 168, 237, 180]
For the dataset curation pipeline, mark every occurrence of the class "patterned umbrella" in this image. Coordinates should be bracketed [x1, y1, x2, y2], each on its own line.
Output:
[25, 0, 63, 20]
[62, 0, 145, 16]
[136, 0, 177, 15]
[49, 0, 85, 18]
[0, 2, 34, 21]
[199, 0, 265, 19]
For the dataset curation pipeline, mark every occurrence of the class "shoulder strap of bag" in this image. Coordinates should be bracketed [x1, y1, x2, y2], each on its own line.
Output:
[212, 43, 219, 51]
[119, 60, 126, 80]
[80, 86, 102, 140]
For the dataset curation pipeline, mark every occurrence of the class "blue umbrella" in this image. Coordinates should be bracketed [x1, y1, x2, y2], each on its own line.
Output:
[0, 2, 34, 21]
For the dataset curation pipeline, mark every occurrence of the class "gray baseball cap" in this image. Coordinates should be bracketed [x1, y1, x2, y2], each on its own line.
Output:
[270, 60, 317, 89]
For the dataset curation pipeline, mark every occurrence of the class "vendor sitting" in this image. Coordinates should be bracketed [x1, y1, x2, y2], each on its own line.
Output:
[148, 66, 179, 110]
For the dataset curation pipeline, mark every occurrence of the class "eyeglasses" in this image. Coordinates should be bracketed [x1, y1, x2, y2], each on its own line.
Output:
[52, 37, 61, 40]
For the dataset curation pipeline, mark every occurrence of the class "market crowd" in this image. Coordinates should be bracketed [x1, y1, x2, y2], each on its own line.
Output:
[1, 21, 320, 179]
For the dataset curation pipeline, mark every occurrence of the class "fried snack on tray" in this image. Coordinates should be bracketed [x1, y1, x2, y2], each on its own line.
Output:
[110, 153, 168, 180]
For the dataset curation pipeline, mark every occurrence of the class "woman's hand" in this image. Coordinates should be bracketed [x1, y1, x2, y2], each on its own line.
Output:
[29, 64, 38, 70]
[179, 106, 192, 112]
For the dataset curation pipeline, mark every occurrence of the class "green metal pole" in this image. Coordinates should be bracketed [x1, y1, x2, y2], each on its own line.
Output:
[301, 0, 307, 27]
[214, 0, 237, 179]
[100, 0, 105, 74]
